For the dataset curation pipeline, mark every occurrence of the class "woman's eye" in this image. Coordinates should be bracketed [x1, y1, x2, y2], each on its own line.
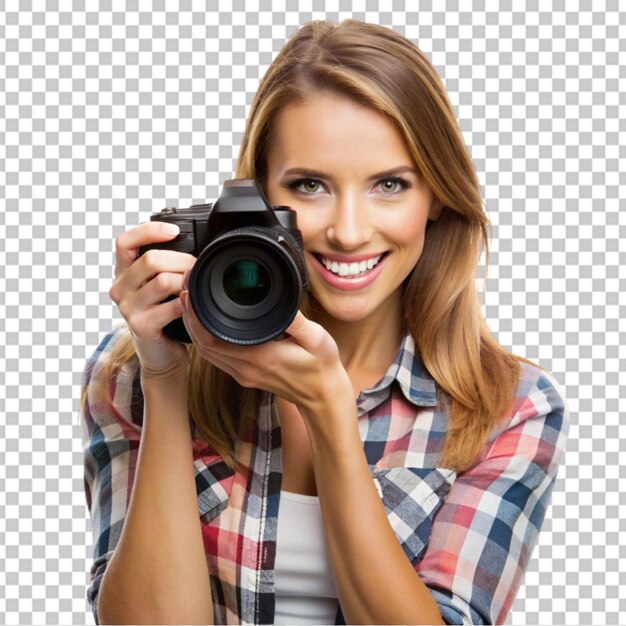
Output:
[375, 177, 408, 194]
[291, 179, 322, 193]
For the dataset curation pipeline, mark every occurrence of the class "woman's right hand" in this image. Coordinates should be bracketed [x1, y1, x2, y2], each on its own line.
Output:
[108, 221, 197, 380]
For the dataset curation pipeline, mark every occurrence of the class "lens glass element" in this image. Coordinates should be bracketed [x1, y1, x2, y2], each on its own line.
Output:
[223, 259, 270, 306]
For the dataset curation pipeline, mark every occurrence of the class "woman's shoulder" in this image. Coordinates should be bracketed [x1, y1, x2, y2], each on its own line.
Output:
[83, 324, 137, 379]
[86, 323, 132, 361]
[488, 358, 569, 450]
[81, 324, 142, 432]
[515, 359, 568, 419]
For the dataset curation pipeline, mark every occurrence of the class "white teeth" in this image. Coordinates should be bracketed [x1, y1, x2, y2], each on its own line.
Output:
[320, 254, 383, 277]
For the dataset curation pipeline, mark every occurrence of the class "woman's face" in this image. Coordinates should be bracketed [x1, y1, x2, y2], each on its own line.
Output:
[264, 92, 442, 325]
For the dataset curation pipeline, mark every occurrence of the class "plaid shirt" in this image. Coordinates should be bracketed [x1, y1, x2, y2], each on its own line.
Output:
[81, 326, 568, 625]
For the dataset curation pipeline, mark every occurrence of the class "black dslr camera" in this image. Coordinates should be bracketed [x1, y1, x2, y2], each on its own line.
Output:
[138, 179, 309, 345]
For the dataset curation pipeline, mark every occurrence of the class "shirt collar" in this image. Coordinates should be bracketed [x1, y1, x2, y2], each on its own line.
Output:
[357, 331, 439, 411]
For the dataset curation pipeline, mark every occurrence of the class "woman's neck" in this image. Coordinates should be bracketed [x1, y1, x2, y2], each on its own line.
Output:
[308, 296, 404, 385]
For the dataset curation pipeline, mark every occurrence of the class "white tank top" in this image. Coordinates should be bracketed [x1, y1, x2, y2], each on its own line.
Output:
[273, 490, 339, 625]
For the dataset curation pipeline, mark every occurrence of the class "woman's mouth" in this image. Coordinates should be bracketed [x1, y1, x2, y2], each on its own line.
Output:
[310, 252, 389, 290]
[317, 253, 384, 277]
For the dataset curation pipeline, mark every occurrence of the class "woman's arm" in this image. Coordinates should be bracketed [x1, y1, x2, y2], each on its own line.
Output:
[416, 368, 569, 624]
[300, 368, 568, 625]
[83, 220, 213, 623]
[298, 387, 446, 625]
[95, 373, 214, 625]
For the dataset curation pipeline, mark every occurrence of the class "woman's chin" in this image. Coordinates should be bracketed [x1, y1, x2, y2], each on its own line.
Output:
[307, 293, 379, 325]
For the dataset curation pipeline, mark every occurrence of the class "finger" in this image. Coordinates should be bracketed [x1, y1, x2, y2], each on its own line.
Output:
[180, 290, 217, 350]
[125, 296, 183, 341]
[115, 272, 185, 330]
[284, 310, 335, 356]
[114, 221, 180, 279]
[182, 266, 192, 291]
[122, 249, 196, 295]
[133, 271, 187, 310]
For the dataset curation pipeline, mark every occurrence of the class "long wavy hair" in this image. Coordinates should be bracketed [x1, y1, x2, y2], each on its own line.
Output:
[81, 20, 540, 473]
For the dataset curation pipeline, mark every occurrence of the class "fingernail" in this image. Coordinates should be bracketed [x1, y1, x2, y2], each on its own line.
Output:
[161, 223, 180, 236]
[183, 269, 191, 290]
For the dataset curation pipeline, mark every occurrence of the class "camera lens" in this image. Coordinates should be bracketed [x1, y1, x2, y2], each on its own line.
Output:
[189, 226, 305, 344]
[223, 260, 270, 306]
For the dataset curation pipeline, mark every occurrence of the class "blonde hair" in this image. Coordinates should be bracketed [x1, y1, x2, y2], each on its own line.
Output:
[81, 20, 540, 473]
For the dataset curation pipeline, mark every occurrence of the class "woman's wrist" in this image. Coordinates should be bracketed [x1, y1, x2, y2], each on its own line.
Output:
[140, 369, 190, 423]
[140, 361, 188, 389]
[299, 377, 359, 454]
[139, 358, 189, 383]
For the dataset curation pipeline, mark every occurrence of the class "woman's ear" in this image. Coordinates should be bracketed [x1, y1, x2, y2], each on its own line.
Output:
[428, 198, 445, 221]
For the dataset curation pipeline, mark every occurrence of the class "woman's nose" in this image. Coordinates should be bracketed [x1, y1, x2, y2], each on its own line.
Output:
[325, 193, 371, 250]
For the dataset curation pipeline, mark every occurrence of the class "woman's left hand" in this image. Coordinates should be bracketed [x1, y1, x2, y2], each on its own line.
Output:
[179, 287, 352, 416]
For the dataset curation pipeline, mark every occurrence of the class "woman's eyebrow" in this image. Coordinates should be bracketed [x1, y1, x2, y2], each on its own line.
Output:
[283, 167, 329, 179]
[366, 166, 418, 182]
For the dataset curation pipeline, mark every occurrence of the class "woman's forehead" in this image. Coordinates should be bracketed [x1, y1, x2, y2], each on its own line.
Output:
[265, 94, 414, 174]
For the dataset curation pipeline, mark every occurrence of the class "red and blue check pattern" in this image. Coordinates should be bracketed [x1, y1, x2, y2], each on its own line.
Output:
[81, 326, 568, 624]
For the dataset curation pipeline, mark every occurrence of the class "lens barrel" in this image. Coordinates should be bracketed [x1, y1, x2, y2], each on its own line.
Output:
[189, 226, 305, 344]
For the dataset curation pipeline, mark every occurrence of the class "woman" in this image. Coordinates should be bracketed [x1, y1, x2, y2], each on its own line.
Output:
[80, 20, 568, 625]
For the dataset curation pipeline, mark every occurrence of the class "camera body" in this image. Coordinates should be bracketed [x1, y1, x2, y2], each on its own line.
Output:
[138, 179, 308, 345]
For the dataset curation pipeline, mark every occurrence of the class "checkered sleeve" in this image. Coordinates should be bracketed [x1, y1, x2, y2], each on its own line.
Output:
[80, 327, 143, 625]
[417, 366, 569, 625]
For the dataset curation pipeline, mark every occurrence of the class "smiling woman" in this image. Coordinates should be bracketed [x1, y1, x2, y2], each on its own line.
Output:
[80, 19, 568, 626]
[264, 94, 439, 331]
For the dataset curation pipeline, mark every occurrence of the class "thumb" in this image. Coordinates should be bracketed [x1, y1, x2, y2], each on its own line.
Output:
[286, 310, 307, 334]
[284, 310, 337, 359]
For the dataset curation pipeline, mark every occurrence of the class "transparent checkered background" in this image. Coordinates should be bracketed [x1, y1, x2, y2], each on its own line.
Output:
[0, 1, 623, 624]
